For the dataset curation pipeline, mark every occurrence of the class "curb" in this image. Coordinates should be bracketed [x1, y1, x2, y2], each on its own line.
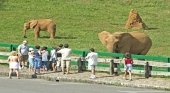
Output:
[0, 72, 170, 91]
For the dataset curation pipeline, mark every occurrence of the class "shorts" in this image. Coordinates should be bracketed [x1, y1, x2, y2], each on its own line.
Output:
[9, 62, 19, 69]
[88, 65, 96, 70]
[41, 61, 47, 67]
[124, 64, 132, 71]
[34, 58, 41, 69]
[56, 57, 61, 67]
[19, 55, 28, 62]
[28, 58, 34, 67]
[51, 58, 57, 63]
[61, 59, 71, 68]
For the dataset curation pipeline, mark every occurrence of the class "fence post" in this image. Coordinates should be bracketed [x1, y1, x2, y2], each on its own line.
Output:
[82, 51, 86, 71]
[168, 58, 170, 72]
[114, 63, 118, 76]
[145, 62, 151, 78]
[110, 59, 114, 75]
[10, 44, 13, 51]
[77, 57, 82, 73]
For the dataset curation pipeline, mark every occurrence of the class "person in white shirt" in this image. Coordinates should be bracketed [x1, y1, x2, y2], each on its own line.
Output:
[28, 48, 34, 72]
[56, 44, 63, 72]
[41, 47, 49, 72]
[50, 47, 57, 72]
[85, 48, 98, 79]
[57, 44, 72, 74]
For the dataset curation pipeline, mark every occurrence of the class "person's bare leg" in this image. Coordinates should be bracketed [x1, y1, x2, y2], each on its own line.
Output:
[66, 66, 70, 74]
[9, 69, 13, 79]
[124, 71, 128, 80]
[62, 67, 65, 74]
[128, 71, 132, 80]
[66, 61, 70, 74]
[92, 66, 95, 76]
[15, 69, 19, 79]
[52, 63, 56, 72]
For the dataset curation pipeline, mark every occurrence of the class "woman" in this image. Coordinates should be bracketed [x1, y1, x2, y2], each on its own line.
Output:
[8, 51, 20, 79]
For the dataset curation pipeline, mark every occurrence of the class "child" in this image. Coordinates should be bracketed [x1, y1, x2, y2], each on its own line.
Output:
[41, 47, 48, 72]
[123, 52, 133, 81]
[8, 51, 20, 79]
[85, 48, 98, 79]
[33, 45, 42, 74]
[56, 44, 63, 72]
[28, 48, 34, 73]
[49, 47, 57, 72]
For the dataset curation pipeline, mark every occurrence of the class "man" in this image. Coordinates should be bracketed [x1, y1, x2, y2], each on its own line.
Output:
[17, 40, 29, 68]
[57, 44, 72, 74]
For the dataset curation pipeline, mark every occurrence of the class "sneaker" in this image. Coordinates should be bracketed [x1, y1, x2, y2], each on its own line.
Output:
[90, 75, 96, 79]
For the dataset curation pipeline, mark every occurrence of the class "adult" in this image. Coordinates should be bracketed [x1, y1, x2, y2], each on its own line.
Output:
[123, 52, 133, 81]
[85, 48, 98, 79]
[8, 51, 20, 79]
[17, 40, 29, 68]
[57, 44, 72, 74]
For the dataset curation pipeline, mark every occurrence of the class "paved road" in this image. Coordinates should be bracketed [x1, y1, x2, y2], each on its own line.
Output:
[0, 77, 168, 93]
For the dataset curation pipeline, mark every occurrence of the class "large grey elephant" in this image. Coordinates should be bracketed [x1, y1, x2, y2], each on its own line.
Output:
[98, 31, 152, 55]
[23, 19, 56, 39]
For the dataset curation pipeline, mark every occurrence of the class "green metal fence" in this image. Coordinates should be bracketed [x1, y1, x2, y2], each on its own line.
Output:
[0, 42, 170, 72]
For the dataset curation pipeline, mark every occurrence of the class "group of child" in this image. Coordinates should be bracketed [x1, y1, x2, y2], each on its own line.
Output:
[28, 44, 64, 74]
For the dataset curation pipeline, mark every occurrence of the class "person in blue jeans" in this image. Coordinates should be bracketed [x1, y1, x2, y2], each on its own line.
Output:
[41, 46, 48, 72]
[33, 45, 42, 74]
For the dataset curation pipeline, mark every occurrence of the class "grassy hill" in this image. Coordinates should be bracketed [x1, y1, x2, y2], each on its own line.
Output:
[0, 0, 170, 56]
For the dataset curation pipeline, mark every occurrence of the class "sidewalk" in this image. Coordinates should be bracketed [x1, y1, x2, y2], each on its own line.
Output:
[0, 64, 170, 91]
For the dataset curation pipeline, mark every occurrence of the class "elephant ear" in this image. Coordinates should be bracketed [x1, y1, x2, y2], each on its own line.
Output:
[98, 31, 112, 45]
[29, 20, 38, 28]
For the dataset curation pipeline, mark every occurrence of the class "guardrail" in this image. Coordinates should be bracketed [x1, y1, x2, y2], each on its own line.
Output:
[0, 42, 170, 77]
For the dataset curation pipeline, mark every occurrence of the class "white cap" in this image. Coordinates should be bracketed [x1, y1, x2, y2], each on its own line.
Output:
[29, 48, 34, 51]
[23, 40, 27, 43]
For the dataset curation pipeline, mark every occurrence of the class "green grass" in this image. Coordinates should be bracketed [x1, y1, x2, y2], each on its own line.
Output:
[0, 0, 170, 57]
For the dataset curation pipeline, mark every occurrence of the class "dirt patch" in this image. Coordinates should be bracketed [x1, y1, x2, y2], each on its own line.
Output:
[125, 9, 148, 30]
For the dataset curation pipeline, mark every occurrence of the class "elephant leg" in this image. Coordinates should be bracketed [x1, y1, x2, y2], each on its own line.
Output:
[48, 30, 55, 39]
[34, 28, 40, 39]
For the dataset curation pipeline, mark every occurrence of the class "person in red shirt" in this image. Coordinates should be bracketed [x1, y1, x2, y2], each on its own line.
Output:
[123, 52, 133, 81]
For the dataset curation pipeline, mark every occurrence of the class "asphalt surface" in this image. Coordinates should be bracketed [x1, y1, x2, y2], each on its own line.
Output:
[0, 77, 168, 93]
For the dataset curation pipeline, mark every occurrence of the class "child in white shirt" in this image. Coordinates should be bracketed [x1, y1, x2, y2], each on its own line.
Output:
[28, 48, 34, 73]
[85, 48, 98, 79]
[41, 47, 49, 72]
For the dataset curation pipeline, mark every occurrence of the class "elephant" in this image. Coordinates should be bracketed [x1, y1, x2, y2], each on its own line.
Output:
[23, 19, 56, 39]
[98, 31, 152, 55]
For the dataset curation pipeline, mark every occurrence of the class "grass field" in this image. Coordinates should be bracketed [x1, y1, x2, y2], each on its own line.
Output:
[0, 0, 170, 57]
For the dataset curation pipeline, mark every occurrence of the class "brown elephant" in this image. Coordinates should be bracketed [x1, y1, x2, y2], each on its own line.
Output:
[23, 19, 56, 39]
[98, 31, 152, 55]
